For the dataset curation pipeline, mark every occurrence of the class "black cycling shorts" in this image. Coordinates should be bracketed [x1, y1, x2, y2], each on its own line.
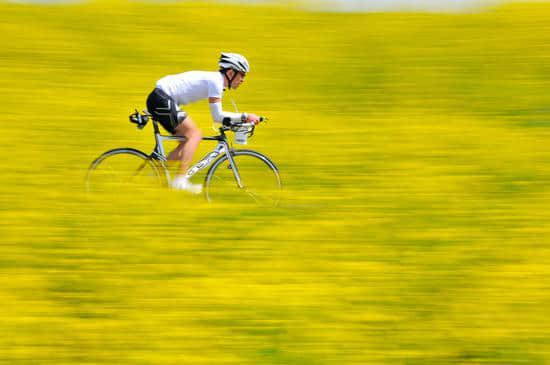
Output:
[146, 88, 187, 134]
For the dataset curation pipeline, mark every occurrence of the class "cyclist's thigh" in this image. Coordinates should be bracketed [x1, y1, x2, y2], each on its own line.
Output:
[146, 88, 183, 134]
[174, 116, 201, 139]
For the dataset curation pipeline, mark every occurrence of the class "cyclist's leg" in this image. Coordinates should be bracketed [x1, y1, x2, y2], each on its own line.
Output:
[169, 116, 202, 174]
[147, 89, 202, 192]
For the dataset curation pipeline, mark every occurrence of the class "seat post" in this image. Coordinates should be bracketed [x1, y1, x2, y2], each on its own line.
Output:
[152, 121, 166, 160]
[152, 120, 161, 135]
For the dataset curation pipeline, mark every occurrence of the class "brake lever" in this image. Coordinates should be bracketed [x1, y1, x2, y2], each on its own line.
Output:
[247, 116, 268, 138]
[248, 124, 255, 138]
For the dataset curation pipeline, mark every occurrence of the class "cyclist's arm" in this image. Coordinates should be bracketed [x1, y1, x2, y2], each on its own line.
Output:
[208, 97, 243, 124]
[209, 97, 260, 125]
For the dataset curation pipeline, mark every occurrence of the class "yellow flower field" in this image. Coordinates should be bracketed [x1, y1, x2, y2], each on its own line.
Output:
[1, 1, 550, 363]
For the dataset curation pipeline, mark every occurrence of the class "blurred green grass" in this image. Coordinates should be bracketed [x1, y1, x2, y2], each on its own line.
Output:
[1, 0, 550, 364]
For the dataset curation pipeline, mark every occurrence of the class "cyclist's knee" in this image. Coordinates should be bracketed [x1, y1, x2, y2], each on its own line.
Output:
[188, 128, 202, 142]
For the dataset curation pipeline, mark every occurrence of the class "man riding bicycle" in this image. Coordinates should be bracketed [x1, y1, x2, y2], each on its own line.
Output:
[146, 52, 261, 194]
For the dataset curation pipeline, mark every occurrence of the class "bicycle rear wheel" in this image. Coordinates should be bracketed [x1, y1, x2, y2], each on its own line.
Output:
[86, 148, 164, 193]
[204, 149, 281, 205]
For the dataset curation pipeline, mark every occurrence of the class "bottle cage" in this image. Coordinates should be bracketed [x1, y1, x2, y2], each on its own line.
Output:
[129, 109, 149, 129]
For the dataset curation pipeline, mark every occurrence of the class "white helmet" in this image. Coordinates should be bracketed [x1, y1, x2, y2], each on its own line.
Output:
[219, 52, 250, 73]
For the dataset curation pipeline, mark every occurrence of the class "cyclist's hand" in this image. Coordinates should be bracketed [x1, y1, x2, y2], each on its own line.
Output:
[246, 113, 261, 125]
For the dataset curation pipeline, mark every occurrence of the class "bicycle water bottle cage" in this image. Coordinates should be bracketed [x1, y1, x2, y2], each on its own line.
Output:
[129, 109, 149, 129]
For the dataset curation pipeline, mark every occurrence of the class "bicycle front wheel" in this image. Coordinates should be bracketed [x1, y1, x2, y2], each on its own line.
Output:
[204, 149, 281, 205]
[86, 148, 164, 193]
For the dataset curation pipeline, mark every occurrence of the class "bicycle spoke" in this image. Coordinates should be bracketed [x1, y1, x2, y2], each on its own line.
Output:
[87, 149, 163, 193]
[205, 150, 281, 205]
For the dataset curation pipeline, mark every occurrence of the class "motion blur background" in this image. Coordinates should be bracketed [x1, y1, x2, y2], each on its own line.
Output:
[2, 0, 550, 363]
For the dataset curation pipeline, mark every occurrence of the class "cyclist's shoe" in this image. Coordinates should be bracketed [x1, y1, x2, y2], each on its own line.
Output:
[172, 175, 203, 194]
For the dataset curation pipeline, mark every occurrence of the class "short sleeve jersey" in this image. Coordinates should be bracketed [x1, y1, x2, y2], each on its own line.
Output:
[155, 71, 224, 105]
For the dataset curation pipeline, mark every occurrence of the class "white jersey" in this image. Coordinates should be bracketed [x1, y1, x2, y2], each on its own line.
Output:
[155, 71, 224, 106]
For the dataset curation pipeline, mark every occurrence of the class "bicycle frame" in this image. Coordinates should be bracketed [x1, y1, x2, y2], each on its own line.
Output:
[148, 121, 244, 187]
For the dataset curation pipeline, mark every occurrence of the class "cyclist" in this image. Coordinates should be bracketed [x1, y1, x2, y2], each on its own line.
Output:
[146, 52, 261, 194]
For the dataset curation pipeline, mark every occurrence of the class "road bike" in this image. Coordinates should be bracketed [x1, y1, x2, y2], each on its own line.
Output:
[86, 110, 281, 204]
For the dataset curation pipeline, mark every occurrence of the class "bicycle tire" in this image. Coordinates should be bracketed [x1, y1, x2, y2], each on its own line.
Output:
[204, 149, 281, 205]
[86, 148, 164, 193]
